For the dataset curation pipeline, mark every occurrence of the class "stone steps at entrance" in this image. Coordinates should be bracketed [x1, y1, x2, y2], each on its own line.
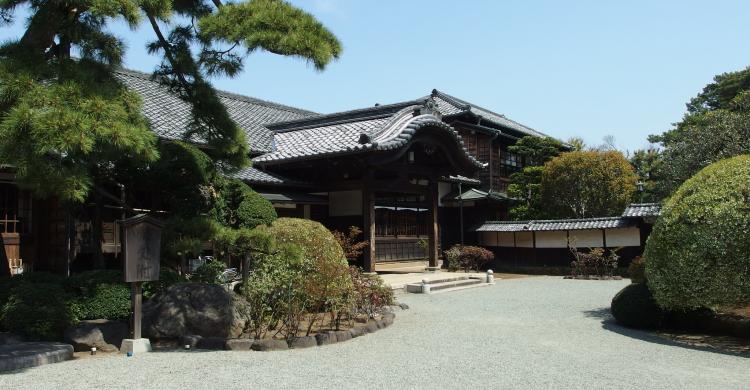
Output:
[404, 275, 490, 293]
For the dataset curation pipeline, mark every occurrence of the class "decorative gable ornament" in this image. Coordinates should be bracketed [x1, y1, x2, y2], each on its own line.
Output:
[418, 98, 442, 119]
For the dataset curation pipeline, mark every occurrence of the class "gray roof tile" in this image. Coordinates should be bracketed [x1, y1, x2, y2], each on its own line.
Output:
[622, 203, 661, 218]
[114, 69, 316, 153]
[230, 166, 307, 186]
[476, 217, 634, 232]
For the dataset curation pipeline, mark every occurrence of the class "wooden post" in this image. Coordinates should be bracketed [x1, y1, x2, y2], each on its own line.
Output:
[132, 282, 142, 339]
[362, 181, 376, 273]
[428, 179, 439, 268]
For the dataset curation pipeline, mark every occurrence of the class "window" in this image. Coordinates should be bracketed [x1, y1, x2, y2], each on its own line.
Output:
[498, 150, 523, 178]
[0, 183, 32, 234]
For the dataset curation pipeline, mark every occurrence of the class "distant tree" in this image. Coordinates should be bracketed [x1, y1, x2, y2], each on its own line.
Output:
[506, 136, 565, 220]
[649, 67, 750, 196]
[540, 151, 637, 219]
[566, 137, 586, 152]
[629, 147, 663, 203]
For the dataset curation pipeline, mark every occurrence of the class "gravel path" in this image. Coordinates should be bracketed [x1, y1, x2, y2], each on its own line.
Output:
[2, 277, 748, 389]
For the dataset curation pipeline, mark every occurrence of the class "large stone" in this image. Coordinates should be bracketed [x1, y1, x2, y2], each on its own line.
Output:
[349, 327, 365, 339]
[289, 336, 317, 349]
[0, 342, 73, 372]
[143, 283, 249, 339]
[382, 313, 395, 327]
[364, 320, 379, 333]
[181, 335, 202, 349]
[64, 319, 128, 352]
[251, 339, 288, 351]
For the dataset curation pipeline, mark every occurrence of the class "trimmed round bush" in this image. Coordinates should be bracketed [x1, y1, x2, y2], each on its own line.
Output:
[610, 283, 665, 329]
[192, 261, 227, 284]
[218, 178, 277, 229]
[645, 155, 750, 310]
[265, 218, 354, 313]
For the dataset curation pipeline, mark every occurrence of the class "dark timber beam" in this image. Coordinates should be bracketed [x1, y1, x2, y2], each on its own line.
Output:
[362, 173, 376, 273]
[428, 179, 439, 268]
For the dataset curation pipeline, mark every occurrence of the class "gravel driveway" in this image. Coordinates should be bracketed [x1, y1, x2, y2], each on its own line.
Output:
[2, 277, 747, 389]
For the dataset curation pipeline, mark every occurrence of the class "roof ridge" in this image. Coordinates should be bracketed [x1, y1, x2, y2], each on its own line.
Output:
[113, 67, 318, 117]
[267, 99, 425, 132]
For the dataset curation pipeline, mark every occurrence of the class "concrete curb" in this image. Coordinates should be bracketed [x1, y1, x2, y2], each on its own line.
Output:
[0, 342, 74, 372]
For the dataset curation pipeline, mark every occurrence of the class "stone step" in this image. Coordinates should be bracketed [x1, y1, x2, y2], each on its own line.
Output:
[405, 276, 488, 293]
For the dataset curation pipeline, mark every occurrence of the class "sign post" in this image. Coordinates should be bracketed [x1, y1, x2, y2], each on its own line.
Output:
[119, 214, 163, 355]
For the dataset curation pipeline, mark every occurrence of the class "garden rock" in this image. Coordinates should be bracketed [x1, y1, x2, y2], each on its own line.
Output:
[382, 313, 395, 327]
[196, 337, 226, 350]
[225, 338, 253, 351]
[251, 339, 288, 351]
[349, 327, 365, 338]
[364, 320, 379, 333]
[398, 302, 409, 310]
[315, 331, 337, 346]
[143, 283, 250, 339]
[181, 335, 202, 349]
[334, 330, 351, 342]
[63, 319, 128, 352]
[289, 336, 317, 349]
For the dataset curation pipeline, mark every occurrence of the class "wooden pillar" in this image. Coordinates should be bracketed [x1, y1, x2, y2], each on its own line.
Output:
[362, 179, 376, 273]
[428, 179, 439, 268]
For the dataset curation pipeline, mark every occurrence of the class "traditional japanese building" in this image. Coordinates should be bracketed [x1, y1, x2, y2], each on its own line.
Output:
[1, 68, 552, 275]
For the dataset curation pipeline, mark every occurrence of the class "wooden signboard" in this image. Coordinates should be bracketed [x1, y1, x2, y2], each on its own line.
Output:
[120, 214, 163, 342]
[121, 214, 163, 283]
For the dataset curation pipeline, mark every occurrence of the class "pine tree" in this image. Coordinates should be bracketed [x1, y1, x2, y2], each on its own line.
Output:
[0, 0, 342, 201]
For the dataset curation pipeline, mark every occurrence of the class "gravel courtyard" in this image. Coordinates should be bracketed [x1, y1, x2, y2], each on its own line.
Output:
[2, 277, 748, 389]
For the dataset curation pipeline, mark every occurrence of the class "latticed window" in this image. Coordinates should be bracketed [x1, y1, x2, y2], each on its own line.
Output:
[0, 183, 32, 234]
[477, 136, 491, 163]
[498, 150, 523, 178]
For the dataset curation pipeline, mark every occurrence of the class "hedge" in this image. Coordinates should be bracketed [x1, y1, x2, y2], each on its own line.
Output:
[645, 155, 750, 310]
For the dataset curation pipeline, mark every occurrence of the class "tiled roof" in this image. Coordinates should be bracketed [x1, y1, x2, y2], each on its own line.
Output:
[476, 217, 634, 232]
[429, 90, 551, 138]
[114, 69, 316, 153]
[254, 102, 487, 169]
[229, 166, 307, 186]
[622, 203, 661, 218]
[443, 188, 512, 202]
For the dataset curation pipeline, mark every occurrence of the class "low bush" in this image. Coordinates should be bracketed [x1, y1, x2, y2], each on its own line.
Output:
[65, 269, 124, 293]
[265, 218, 354, 331]
[445, 245, 494, 272]
[1, 282, 77, 340]
[610, 283, 665, 329]
[628, 256, 646, 284]
[73, 283, 131, 321]
[645, 155, 750, 310]
[570, 247, 620, 278]
[349, 267, 394, 318]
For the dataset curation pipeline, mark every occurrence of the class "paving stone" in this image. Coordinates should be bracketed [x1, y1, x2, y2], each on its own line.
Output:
[0, 342, 73, 372]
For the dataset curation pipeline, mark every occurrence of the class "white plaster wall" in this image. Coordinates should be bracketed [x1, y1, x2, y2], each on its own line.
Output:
[438, 182, 452, 207]
[535, 231, 568, 248]
[482, 231, 499, 246]
[569, 229, 604, 248]
[605, 227, 641, 247]
[329, 190, 362, 216]
[515, 231, 534, 248]
[498, 232, 515, 247]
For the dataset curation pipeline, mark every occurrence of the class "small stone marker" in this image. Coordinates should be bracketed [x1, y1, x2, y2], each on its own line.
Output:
[486, 269, 494, 284]
[119, 214, 163, 355]
[421, 279, 431, 294]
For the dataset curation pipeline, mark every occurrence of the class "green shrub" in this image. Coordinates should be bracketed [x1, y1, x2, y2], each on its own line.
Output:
[192, 261, 227, 284]
[74, 283, 131, 320]
[445, 245, 494, 272]
[65, 269, 124, 293]
[1, 282, 77, 340]
[349, 267, 394, 318]
[645, 155, 750, 310]
[265, 218, 354, 329]
[628, 256, 646, 284]
[217, 178, 277, 229]
[610, 283, 665, 329]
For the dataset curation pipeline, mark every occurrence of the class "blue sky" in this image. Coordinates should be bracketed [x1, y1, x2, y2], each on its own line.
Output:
[3, 0, 750, 151]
